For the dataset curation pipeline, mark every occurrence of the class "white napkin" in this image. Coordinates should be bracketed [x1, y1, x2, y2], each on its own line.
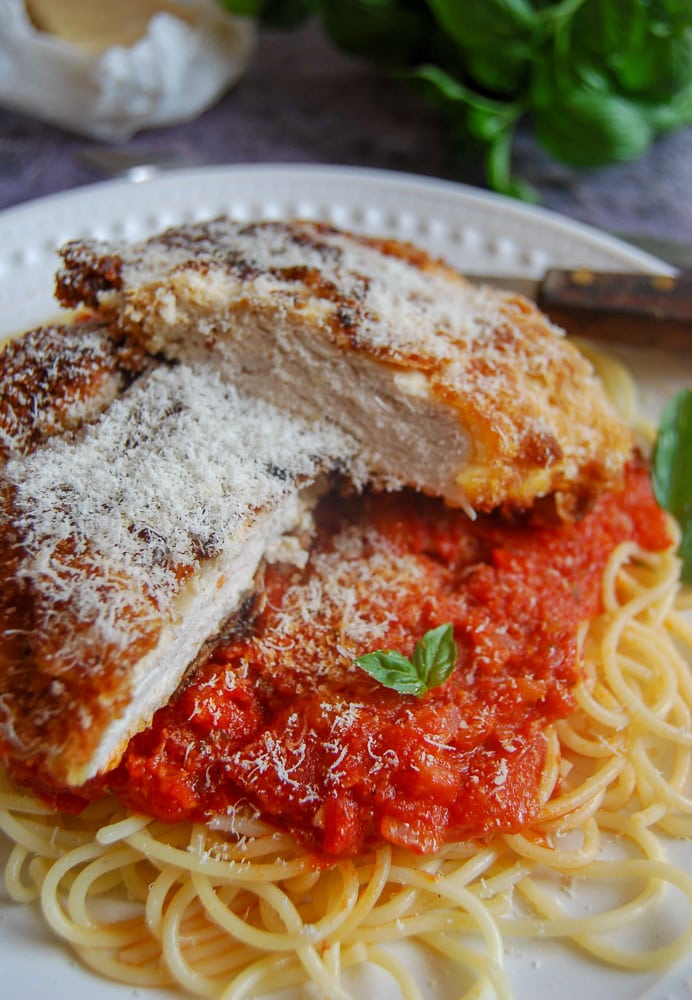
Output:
[0, 0, 256, 141]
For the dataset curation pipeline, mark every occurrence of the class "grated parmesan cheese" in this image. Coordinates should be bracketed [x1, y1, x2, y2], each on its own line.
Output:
[56, 218, 634, 517]
[64, 218, 511, 364]
[0, 321, 147, 461]
[7, 361, 357, 658]
[1, 356, 362, 782]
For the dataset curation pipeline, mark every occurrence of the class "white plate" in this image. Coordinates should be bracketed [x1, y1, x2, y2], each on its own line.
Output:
[1, 164, 691, 1000]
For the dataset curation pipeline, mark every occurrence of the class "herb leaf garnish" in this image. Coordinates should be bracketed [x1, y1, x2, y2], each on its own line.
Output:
[652, 389, 692, 583]
[355, 623, 457, 697]
[220, 0, 692, 199]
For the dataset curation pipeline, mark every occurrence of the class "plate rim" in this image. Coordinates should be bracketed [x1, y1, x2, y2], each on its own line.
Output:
[0, 161, 671, 274]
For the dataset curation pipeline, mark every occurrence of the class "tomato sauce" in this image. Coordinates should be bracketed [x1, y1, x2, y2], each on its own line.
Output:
[8, 461, 671, 856]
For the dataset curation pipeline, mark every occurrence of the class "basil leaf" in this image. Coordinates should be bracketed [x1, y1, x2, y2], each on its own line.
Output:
[318, 0, 425, 65]
[355, 624, 457, 696]
[648, 81, 692, 132]
[535, 89, 654, 166]
[231, 0, 692, 197]
[426, 0, 537, 92]
[653, 390, 692, 518]
[653, 389, 692, 583]
[679, 522, 692, 586]
[355, 649, 427, 696]
[411, 622, 457, 689]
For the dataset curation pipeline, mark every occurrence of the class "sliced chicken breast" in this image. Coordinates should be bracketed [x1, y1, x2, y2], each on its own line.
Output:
[1, 356, 358, 785]
[56, 218, 633, 517]
[0, 318, 148, 462]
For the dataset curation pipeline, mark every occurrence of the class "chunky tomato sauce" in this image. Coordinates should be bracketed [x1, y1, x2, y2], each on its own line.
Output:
[9, 462, 670, 856]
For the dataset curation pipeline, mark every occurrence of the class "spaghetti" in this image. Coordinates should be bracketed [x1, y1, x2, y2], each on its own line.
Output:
[2, 480, 692, 998]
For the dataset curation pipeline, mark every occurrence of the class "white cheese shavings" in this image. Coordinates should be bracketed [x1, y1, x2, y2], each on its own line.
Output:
[0, 321, 144, 460]
[73, 218, 514, 364]
[6, 360, 358, 667]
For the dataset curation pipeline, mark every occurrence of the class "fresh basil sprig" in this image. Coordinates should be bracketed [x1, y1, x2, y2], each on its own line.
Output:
[355, 623, 457, 696]
[653, 389, 692, 584]
[219, 0, 692, 200]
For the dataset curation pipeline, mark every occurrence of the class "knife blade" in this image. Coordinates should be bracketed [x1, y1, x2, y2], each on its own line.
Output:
[470, 268, 692, 351]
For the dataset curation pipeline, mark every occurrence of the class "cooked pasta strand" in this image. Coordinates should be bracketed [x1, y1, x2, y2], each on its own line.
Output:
[2, 506, 691, 999]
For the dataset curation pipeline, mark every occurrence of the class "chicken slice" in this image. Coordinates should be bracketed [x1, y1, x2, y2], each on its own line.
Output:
[56, 217, 633, 516]
[0, 318, 148, 462]
[0, 357, 358, 785]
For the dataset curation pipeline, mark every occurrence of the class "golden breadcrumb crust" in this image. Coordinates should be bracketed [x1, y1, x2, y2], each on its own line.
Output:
[57, 219, 633, 516]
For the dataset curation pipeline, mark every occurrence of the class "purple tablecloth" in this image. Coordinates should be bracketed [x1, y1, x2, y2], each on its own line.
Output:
[1, 21, 690, 253]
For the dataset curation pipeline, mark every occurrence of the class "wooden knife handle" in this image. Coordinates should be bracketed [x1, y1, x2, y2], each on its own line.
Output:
[536, 268, 692, 350]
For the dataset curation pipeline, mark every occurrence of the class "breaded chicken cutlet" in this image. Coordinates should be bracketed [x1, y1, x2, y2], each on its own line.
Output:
[0, 322, 360, 784]
[57, 218, 632, 517]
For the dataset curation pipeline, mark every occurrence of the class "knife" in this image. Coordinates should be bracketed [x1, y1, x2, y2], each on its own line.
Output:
[471, 268, 692, 351]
